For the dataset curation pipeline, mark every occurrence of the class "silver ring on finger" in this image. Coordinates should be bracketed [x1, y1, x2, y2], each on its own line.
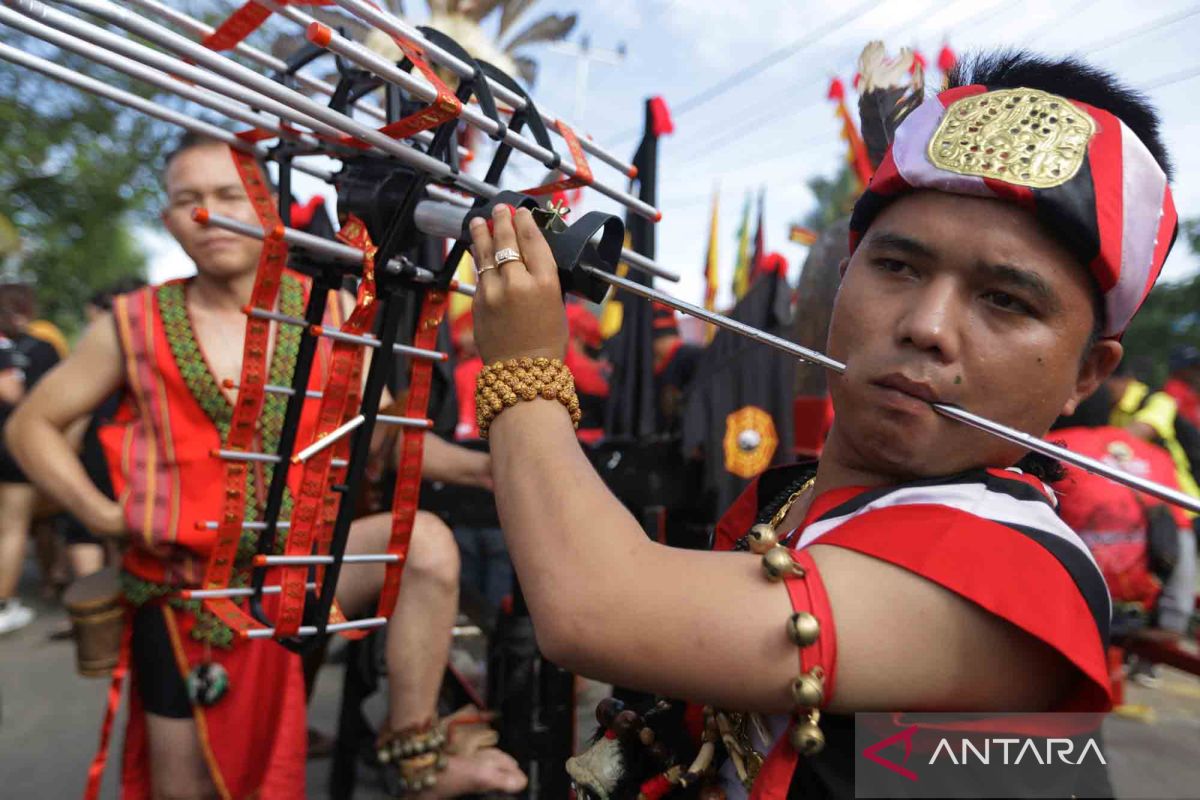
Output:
[494, 248, 523, 267]
[476, 262, 498, 276]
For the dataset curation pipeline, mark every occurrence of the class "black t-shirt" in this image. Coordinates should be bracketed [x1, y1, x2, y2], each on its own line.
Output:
[0, 334, 61, 427]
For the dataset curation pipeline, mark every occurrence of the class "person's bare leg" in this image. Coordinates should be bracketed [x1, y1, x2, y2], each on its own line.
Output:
[0, 482, 36, 600]
[338, 513, 526, 796]
[144, 712, 219, 800]
[66, 542, 105, 580]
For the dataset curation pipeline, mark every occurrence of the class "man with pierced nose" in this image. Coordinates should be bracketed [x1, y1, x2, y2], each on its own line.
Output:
[465, 51, 1176, 798]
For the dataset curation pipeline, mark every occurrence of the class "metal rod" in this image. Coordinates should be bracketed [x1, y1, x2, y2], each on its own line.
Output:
[21, 0, 679, 281]
[181, 581, 314, 599]
[213, 448, 347, 468]
[124, 0, 474, 163]
[307, 324, 449, 361]
[0, 42, 329, 183]
[194, 207, 483, 292]
[0, 8, 322, 150]
[253, 554, 399, 566]
[12, 0, 348, 140]
[586, 267, 845, 373]
[291, 415, 366, 463]
[199, 521, 290, 531]
[426, 185, 474, 208]
[292, 411, 433, 464]
[44, 0, 502, 198]
[243, 616, 389, 639]
[301, 18, 661, 221]
[329, 0, 637, 177]
[221, 378, 322, 400]
[411, 200, 681, 283]
[582, 266, 1200, 515]
[378, 413, 433, 427]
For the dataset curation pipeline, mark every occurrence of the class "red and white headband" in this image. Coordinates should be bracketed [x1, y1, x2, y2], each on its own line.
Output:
[849, 84, 1178, 337]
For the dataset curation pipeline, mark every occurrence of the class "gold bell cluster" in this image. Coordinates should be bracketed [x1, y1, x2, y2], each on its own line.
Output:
[377, 724, 448, 795]
[748, 514, 826, 756]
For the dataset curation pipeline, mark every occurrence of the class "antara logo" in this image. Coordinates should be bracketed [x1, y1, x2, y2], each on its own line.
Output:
[929, 737, 1107, 766]
[861, 725, 1107, 780]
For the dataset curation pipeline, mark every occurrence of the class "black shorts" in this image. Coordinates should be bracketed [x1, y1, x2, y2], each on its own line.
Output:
[0, 446, 27, 483]
[131, 605, 193, 719]
[59, 515, 101, 547]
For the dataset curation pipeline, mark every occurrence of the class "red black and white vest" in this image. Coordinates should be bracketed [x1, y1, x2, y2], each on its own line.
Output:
[714, 463, 1112, 799]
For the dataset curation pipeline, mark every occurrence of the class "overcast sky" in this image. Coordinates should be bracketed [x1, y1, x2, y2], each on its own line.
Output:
[145, 0, 1200, 310]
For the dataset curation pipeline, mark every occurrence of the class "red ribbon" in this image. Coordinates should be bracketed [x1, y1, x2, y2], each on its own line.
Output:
[376, 290, 446, 616]
[202, 1, 333, 52]
[200, 147, 289, 638]
[274, 215, 378, 637]
[84, 610, 132, 800]
[521, 120, 594, 196]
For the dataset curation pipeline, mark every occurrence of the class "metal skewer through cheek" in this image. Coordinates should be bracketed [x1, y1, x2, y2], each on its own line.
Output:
[581, 267, 1200, 515]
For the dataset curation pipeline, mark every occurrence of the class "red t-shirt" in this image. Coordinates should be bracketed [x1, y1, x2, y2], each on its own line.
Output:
[1051, 426, 1184, 608]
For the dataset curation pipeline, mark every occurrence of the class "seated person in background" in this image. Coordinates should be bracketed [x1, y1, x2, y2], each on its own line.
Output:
[0, 285, 62, 634]
[1051, 386, 1196, 637]
[1107, 362, 1200, 511]
[6, 133, 524, 798]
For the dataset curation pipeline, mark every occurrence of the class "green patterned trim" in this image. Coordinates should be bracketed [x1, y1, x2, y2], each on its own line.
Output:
[119, 571, 236, 649]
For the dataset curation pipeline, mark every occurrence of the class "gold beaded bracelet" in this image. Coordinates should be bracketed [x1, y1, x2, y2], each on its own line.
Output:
[475, 357, 582, 439]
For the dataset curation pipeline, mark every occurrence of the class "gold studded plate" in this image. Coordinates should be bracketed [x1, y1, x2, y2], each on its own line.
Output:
[927, 88, 1096, 189]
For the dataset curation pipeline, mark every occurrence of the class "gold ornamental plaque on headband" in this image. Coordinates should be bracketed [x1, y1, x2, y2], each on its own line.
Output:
[927, 88, 1096, 189]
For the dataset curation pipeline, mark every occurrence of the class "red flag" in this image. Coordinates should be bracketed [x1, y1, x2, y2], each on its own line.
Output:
[826, 76, 846, 101]
[648, 96, 674, 137]
[751, 189, 766, 278]
[938, 44, 957, 74]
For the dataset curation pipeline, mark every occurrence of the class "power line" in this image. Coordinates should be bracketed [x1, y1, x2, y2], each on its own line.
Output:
[666, 0, 1009, 165]
[677, 0, 1190, 173]
[1144, 63, 1200, 91]
[603, 0, 886, 143]
[1023, 0, 1098, 46]
[1087, 3, 1200, 55]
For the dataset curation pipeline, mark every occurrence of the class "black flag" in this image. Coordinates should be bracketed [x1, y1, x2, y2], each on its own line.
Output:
[681, 262, 795, 513]
[603, 97, 672, 439]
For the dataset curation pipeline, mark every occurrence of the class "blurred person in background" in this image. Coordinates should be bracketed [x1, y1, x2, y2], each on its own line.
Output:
[1163, 345, 1200, 428]
[0, 283, 62, 634]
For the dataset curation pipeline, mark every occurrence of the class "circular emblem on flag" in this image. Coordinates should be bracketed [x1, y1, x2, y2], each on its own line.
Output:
[724, 406, 778, 479]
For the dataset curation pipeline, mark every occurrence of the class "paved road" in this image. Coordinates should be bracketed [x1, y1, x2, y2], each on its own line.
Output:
[3, 565, 1199, 798]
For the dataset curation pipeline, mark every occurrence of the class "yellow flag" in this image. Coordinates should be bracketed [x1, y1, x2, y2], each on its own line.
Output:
[600, 232, 633, 339]
[704, 187, 720, 342]
[732, 194, 751, 300]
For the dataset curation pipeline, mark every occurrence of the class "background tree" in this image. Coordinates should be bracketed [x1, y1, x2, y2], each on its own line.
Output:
[0, 34, 176, 337]
[1120, 218, 1200, 386]
[1, 2, 578, 337]
[790, 163, 860, 236]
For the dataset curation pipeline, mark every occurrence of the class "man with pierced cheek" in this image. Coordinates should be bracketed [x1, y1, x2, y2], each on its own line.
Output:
[466, 51, 1175, 798]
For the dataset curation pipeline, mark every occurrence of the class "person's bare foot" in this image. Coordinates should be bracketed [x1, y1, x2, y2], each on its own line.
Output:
[420, 747, 527, 798]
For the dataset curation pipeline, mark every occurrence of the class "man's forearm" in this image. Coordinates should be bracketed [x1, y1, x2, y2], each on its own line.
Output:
[421, 431, 490, 488]
[5, 410, 121, 535]
[488, 400, 654, 653]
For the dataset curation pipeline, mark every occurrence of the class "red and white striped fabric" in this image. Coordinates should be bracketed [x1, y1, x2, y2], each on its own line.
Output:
[848, 84, 1177, 337]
